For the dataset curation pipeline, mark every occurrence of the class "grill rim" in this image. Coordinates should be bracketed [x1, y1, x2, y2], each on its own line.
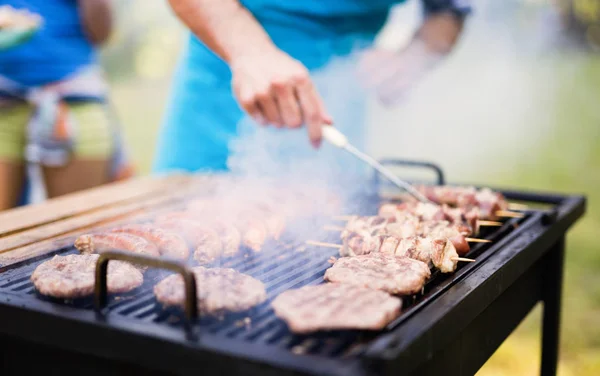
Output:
[0, 182, 586, 376]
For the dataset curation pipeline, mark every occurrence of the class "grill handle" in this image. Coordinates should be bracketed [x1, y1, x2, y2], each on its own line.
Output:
[374, 159, 445, 186]
[94, 251, 198, 326]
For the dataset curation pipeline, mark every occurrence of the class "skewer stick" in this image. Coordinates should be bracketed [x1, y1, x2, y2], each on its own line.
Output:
[495, 210, 525, 219]
[508, 203, 529, 211]
[466, 238, 491, 243]
[305, 240, 342, 249]
[307, 241, 476, 263]
[326, 225, 491, 243]
[336, 214, 505, 228]
[478, 220, 503, 226]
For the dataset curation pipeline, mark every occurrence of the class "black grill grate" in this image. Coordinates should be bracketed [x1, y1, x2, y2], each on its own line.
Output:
[0, 200, 523, 360]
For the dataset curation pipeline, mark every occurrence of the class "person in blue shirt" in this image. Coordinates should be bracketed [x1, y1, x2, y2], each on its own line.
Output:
[0, 1, 134, 210]
[155, 0, 471, 178]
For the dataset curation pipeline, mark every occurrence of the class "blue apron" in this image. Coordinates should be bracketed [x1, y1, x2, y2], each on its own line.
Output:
[153, 1, 403, 180]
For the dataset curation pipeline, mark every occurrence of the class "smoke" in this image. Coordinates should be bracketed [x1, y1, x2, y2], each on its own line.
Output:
[366, 0, 569, 183]
[188, 0, 576, 249]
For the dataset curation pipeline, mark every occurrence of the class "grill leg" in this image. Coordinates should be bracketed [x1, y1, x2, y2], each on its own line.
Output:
[540, 237, 565, 376]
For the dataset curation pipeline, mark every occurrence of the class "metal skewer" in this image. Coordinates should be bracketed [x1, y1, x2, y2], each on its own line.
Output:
[322, 126, 432, 204]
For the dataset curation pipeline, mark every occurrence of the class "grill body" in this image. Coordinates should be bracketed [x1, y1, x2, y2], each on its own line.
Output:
[0, 166, 585, 376]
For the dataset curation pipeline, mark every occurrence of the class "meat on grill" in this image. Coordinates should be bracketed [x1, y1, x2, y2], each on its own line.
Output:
[378, 202, 480, 235]
[342, 215, 470, 256]
[153, 267, 267, 315]
[324, 253, 431, 295]
[154, 217, 223, 264]
[31, 254, 143, 299]
[416, 185, 508, 219]
[75, 233, 160, 258]
[109, 224, 190, 260]
[272, 283, 402, 333]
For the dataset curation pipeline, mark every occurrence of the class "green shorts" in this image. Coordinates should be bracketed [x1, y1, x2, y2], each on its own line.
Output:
[0, 102, 113, 162]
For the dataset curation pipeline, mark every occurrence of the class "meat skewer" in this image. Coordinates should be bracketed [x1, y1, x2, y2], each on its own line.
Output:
[306, 236, 474, 274]
[333, 215, 491, 255]
[378, 202, 481, 235]
[415, 185, 526, 220]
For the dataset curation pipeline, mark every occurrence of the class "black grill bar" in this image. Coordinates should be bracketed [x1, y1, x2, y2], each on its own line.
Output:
[94, 251, 198, 328]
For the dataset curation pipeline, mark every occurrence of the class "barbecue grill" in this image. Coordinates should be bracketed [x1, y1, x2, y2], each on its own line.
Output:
[0, 160, 585, 376]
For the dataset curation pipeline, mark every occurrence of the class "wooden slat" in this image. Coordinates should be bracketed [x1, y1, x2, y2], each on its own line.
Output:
[0, 173, 229, 267]
[0, 187, 198, 267]
[0, 174, 191, 236]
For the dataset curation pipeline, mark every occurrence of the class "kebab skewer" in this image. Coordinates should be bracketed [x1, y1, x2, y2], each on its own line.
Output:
[409, 186, 523, 219]
[307, 232, 473, 274]
[334, 214, 490, 255]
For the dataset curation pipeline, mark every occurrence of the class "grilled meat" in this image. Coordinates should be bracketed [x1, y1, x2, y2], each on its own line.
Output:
[396, 237, 459, 273]
[272, 283, 402, 333]
[74, 233, 160, 259]
[109, 224, 189, 260]
[154, 217, 223, 265]
[153, 267, 267, 315]
[379, 202, 479, 235]
[341, 216, 470, 256]
[416, 186, 508, 219]
[31, 254, 143, 299]
[324, 253, 430, 295]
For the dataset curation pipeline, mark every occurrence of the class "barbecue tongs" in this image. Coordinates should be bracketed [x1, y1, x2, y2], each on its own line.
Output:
[322, 126, 432, 203]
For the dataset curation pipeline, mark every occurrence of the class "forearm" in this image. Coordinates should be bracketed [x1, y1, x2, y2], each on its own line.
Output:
[168, 0, 277, 63]
[78, 0, 113, 45]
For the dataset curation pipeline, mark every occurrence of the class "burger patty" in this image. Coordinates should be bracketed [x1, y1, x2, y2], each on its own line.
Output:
[153, 267, 267, 315]
[31, 254, 143, 299]
[324, 253, 431, 295]
[272, 283, 402, 333]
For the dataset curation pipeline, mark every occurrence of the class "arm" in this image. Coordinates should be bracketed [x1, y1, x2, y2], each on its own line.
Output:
[358, 1, 471, 106]
[416, 0, 469, 54]
[78, 0, 113, 46]
[168, 0, 331, 147]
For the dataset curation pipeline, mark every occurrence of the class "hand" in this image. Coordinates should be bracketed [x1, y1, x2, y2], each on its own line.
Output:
[357, 42, 443, 107]
[230, 48, 332, 148]
[357, 12, 462, 107]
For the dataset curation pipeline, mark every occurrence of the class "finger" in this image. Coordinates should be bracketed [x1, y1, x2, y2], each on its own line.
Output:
[256, 90, 282, 127]
[273, 82, 302, 128]
[296, 79, 327, 148]
[236, 85, 267, 126]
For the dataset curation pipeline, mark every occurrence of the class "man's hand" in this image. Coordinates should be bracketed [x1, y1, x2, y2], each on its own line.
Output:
[358, 12, 464, 107]
[230, 49, 332, 148]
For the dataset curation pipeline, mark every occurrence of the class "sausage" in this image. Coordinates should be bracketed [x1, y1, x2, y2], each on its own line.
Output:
[155, 218, 223, 265]
[74, 233, 160, 258]
[109, 224, 190, 260]
[156, 211, 241, 258]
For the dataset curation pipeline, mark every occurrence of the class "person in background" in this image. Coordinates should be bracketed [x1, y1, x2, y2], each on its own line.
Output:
[154, 0, 470, 176]
[0, 0, 134, 211]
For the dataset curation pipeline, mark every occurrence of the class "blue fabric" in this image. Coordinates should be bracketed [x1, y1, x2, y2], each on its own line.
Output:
[153, 1, 406, 174]
[0, 0, 96, 87]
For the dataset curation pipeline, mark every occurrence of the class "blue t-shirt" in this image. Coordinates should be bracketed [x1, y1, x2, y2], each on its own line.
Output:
[0, 0, 96, 87]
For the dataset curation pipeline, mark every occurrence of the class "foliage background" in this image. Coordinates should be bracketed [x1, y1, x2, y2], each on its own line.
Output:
[102, 1, 599, 374]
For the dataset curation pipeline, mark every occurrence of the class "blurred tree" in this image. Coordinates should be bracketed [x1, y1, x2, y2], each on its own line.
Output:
[99, 0, 184, 82]
[554, 0, 600, 48]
